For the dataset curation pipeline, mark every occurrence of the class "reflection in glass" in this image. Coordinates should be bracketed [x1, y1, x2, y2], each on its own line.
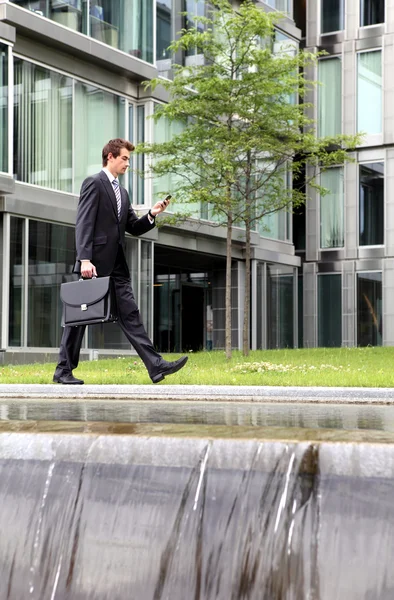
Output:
[264, 0, 290, 12]
[11, 1, 154, 63]
[74, 81, 124, 192]
[9, 217, 23, 347]
[318, 58, 342, 137]
[28, 221, 75, 347]
[359, 162, 384, 246]
[157, 0, 172, 60]
[357, 50, 382, 135]
[89, 0, 153, 61]
[267, 264, 294, 349]
[0, 44, 8, 173]
[185, 0, 205, 61]
[318, 274, 342, 347]
[321, 0, 344, 32]
[14, 59, 72, 191]
[360, 0, 384, 26]
[320, 168, 344, 248]
[357, 272, 382, 346]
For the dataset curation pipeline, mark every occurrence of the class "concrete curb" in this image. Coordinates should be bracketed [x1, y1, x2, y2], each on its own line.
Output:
[0, 384, 393, 403]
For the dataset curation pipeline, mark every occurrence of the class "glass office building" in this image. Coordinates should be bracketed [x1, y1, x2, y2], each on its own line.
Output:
[302, 0, 388, 348]
[1, 0, 391, 362]
[0, 0, 301, 362]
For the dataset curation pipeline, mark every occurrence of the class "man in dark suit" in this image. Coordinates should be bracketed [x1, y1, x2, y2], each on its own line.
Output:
[53, 138, 188, 384]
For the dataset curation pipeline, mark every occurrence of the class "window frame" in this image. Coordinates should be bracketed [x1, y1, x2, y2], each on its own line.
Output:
[357, 159, 385, 248]
[359, 0, 386, 28]
[356, 47, 384, 143]
[319, 165, 345, 251]
[319, 0, 345, 36]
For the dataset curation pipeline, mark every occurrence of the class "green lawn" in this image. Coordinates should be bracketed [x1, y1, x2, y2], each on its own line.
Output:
[0, 347, 394, 386]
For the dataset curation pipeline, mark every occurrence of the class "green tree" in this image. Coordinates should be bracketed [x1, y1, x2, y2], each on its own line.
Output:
[139, 0, 361, 359]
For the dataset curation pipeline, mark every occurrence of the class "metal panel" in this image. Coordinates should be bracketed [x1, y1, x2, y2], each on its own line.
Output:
[342, 260, 356, 347]
[306, 166, 318, 262]
[383, 259, 394, 345]
[1, 213, 9, 349]
[384, 37, 394, 145]
[345, 158, 358, 258]
[303, 261, 317, 347]
[386, 148, 394, 255]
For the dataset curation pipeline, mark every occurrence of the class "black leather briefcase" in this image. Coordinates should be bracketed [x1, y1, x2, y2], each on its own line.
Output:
[60, 276, 118, 327]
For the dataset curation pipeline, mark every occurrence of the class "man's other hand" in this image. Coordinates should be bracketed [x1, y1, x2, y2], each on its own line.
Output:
[80, 260, 97, 278]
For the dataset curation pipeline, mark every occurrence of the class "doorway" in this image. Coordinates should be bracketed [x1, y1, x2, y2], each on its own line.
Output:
[181, 285, 205, 352]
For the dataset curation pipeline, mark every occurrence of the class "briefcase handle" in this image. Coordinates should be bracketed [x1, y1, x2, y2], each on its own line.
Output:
[79, 276, 97, 281]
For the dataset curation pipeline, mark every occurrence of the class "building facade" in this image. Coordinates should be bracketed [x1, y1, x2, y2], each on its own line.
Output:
[0, 0, 303, 363]
[2, 0, 386, 362]
[302, 0, 388, 348]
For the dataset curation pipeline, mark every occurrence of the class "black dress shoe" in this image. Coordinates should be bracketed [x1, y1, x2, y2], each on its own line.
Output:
[151, 356, 188, 383]
[53, 373, 84, 385]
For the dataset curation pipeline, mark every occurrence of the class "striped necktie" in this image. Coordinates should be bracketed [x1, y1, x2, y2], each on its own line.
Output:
[112, 179, 121, 218]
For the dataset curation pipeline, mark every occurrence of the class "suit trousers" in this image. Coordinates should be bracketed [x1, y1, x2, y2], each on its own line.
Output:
[55, 247, 163, 379]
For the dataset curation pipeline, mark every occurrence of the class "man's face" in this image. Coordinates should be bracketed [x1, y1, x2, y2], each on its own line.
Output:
[107, 148, 131, 177]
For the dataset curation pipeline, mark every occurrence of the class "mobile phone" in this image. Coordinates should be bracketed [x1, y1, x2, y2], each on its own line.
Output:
[165, 194, 172, 201]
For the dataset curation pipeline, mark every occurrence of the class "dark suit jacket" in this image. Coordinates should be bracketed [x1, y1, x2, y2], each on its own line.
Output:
[73, 171, 155, 276]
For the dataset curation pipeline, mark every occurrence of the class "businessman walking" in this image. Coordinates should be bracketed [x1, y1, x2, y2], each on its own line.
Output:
[53, 138, 188, 384]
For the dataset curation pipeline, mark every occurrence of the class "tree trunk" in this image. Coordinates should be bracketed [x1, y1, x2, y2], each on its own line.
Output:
[243, 220, 251, 356]
[225, 211, 233, 360]
[243, 154, 252, 357]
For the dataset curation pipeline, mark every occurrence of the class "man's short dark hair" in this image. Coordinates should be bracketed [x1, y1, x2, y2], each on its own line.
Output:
[102, 139, 135, 166]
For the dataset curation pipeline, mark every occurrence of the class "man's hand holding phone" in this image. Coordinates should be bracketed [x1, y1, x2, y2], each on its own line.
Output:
[150, 194, 172, 217]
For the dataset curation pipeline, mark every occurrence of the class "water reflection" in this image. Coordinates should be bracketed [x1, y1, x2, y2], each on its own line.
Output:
[0, 399, 393, 433]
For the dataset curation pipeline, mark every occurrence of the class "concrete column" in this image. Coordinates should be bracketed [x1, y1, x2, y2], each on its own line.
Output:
[345, 157, 358, 259]
[383, 34, 394, 146]
[343, 40, 357, 137]
[385, 148, 394, 257]
[383, 259, 394, 345]
[306, 166, 319, 262]
[342, 260, 356, 346]
[303, 261, 317, 347]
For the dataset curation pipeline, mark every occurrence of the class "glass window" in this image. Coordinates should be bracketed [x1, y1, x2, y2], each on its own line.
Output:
[318, 58, 342, 137]
[74, 81, 124, 192]
[264, 0, 290, 12]
[27, 220, 75, 347]
[321, 0, 344, 33]
[0, 44, 8, 174]
[357, 50, 382, 135]
[259, 168, 291, 242]
[185, 0, 205, 63]
[90, 0, 153, 62]
[359, 162, 384, 246]
[320, 167, 344, 249]
[153, 104, 185, 205]
[267, 264, 294, 349]
[357, 272, 382, 346]
[12, 1, 154, 63]
[12, 1, 83, 31]
[360, 0, 384, 26]
[14, 59, 73, 191]
[318, 274, 342, 347]
[157, 0, 172, 61]
[9, 217, 23, 347]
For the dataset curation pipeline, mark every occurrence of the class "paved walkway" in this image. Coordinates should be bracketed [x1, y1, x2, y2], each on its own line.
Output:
[0, 384, 393, 403]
